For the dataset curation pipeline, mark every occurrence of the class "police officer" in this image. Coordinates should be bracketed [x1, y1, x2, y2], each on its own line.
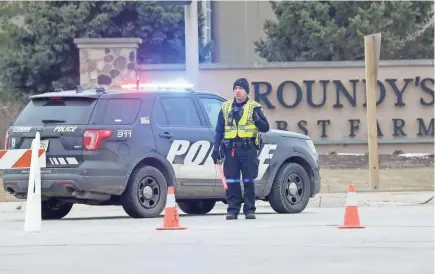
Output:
[211, 78, 270, 220]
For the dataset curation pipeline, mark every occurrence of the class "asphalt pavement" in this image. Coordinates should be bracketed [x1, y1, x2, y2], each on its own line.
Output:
[0, 200, 433, 274]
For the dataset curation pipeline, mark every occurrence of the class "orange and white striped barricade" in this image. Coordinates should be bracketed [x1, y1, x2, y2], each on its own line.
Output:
[0, 148, 46, 170]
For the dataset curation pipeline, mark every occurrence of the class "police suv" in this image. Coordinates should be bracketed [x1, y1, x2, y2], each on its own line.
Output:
[2, 82, 321, 219]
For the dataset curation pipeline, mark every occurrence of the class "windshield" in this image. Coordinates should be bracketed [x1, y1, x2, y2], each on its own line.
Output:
[13, 97, 98, 126]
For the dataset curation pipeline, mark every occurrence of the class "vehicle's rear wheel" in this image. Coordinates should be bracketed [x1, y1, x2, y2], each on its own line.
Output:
[41, 199, 73, 220]
[177, 200, 216, 215]
[121, 165, 168, 218]
[268, 162, 311, 214]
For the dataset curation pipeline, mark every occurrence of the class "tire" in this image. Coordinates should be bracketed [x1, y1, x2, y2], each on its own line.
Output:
[177, 200, 216, 215]
[120, 165, 168, 218]
[268, 162, 311, 214]
[41, 200, 73, 220]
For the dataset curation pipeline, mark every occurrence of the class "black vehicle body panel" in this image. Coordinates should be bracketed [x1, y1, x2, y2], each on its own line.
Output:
[2, 88, 320, 204]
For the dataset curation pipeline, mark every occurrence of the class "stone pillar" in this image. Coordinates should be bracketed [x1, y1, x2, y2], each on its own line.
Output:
[73, 38, 142, 89]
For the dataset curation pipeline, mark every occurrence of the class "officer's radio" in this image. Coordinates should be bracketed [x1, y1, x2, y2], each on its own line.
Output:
[227, 112, 233, 125]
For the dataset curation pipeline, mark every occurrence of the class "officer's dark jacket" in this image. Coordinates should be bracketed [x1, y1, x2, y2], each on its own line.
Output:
[213, 97, 269, 152]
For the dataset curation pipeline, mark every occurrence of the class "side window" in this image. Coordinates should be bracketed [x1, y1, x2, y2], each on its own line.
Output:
[160, 97, 201, 127]
[199, 97, 223, 128]
[103, 99, 141, 125]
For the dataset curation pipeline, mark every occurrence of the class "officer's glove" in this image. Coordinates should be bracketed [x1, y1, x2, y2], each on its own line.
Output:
[211, 149, 221, 164]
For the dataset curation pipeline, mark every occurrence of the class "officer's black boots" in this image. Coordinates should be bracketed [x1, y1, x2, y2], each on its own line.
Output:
[226, 214, 238, 220]
[245, 213, 256, 219]
[226, 213, 256, 220]
[225, 212, 256, 220]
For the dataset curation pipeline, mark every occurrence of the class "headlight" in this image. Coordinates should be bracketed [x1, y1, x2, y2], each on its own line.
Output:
[305, 139, 317, 155]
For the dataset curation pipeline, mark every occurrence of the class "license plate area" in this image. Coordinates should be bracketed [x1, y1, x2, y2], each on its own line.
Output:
[40, 140, 50, 151]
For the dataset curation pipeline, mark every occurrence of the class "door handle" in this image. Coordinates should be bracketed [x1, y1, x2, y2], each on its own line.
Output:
[159, 132, 173, 139]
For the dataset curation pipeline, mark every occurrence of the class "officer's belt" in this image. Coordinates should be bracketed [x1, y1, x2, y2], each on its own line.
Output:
[223, 138, 254, 147]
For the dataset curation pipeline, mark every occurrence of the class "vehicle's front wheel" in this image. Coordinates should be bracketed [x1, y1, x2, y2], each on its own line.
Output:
[41, 199, 73, 220]
[177, 200, 216, 215]
[120, 165, 168, 218]
[268, 162, 311, 214]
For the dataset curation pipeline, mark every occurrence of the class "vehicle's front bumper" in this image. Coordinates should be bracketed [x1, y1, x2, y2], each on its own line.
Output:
[311, 167, 321, 197]
[2, 167, 128, 199]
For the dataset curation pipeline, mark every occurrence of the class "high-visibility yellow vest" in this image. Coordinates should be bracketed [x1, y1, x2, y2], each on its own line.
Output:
[222, 99, 262, 143]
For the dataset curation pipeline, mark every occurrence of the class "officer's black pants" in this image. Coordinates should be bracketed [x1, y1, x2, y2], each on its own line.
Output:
[223, 144, 259, 216]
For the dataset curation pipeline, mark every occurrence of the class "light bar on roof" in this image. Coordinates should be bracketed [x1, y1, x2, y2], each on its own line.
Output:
[121, 79, 194, 90]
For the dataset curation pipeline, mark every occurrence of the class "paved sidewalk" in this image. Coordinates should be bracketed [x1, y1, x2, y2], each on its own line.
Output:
[0, 191, 433, 213]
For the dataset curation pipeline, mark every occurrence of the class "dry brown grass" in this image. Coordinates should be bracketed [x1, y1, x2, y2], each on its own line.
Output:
[320, 168, 434, 193]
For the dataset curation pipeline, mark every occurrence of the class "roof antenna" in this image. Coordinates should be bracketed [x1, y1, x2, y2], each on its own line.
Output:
[76, 85, 85, 93]
[95, 87, 106, 93]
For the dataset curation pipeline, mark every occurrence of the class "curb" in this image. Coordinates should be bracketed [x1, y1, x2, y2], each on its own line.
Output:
[306, 191, 435, 208]
[215, 191, 434, 209]
[0, 191, 433, 213]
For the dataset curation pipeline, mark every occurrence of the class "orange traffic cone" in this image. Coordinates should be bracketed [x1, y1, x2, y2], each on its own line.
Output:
[338, 184, 365, 229]
[156, 186, 187, 231]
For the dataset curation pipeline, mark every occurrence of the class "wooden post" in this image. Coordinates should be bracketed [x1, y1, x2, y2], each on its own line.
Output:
[364, 33, 382, 191]
[185, 1, 199, 89]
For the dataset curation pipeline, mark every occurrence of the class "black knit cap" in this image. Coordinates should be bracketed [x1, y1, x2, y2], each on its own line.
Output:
[233, 78, 250, 93]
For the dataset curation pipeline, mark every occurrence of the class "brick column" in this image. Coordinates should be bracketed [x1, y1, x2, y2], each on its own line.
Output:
[73, 38, 142, 89]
